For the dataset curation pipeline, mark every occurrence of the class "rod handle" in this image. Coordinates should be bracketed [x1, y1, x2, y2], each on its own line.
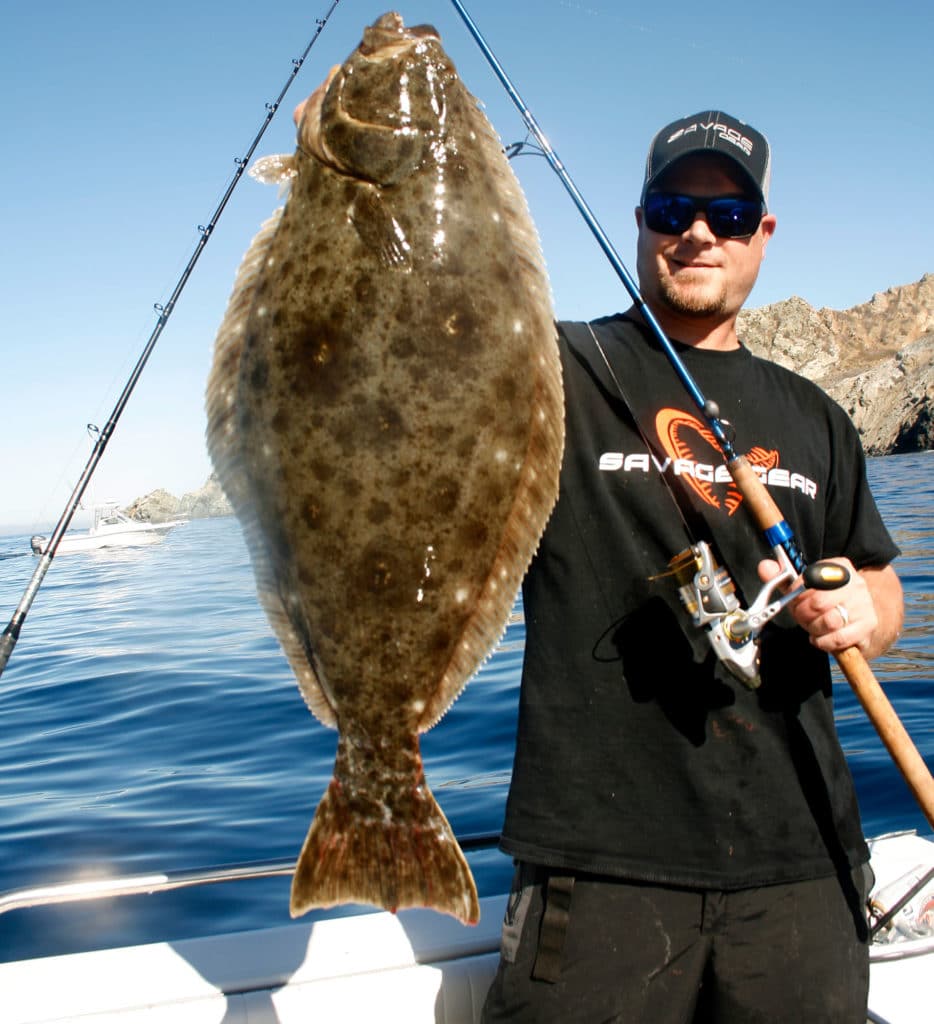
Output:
[838, 646, 934, 831]
[728, 455, 785, 532]
[727, 455, 934, 830]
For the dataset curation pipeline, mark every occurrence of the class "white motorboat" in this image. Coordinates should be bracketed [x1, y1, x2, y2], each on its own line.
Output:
[1, 829, 930, 1024]
[30, 504, 186, 556]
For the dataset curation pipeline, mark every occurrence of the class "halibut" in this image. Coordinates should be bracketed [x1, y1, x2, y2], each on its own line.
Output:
[206, 12, 563, 923]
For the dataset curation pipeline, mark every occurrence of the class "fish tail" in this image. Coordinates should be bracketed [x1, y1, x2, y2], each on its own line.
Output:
[290, 772, 480, 925]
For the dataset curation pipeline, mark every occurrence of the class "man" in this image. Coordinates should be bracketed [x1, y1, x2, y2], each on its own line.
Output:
[481, 111, 904, 1023]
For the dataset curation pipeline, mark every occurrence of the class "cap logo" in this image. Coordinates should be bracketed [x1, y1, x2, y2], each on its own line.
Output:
[667, 121, 753, 157]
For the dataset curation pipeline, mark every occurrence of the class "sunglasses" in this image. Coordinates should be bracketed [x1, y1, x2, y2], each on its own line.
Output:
[643, 192, 765, 239]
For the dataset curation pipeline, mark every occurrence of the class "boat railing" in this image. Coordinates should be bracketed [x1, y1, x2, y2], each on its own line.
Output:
[4, 831, 932, 964]
[0, 831, 502, 917]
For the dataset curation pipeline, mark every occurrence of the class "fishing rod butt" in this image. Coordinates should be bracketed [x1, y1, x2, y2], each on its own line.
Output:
[0, 619, 22, 676]
[836, 645, 934, 832]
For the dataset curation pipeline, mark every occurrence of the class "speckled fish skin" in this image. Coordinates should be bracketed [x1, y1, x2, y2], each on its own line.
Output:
[206, 12, 563, 925]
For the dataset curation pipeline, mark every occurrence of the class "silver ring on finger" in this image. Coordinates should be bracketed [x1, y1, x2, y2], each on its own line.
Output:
[835, 603, 849, 628]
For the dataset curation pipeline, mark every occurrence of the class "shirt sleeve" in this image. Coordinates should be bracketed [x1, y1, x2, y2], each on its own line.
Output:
[823, 406, 900, 569]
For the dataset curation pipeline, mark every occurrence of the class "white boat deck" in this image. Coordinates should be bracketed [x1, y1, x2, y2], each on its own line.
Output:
[3, 896, 503, 1024]
[2, 832, 931, 1024]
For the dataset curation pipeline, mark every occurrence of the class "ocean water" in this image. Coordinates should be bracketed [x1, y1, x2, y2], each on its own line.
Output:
[0, 452, 931, 963]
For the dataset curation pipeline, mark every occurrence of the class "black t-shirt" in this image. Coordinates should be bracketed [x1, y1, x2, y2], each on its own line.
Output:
[500, 314, 900, 889]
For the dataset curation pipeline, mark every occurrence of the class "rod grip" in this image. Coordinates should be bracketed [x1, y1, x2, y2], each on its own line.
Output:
[837, 646, 934, 831]
[728, 455, 784, 531]
[728, 455, 934, 830]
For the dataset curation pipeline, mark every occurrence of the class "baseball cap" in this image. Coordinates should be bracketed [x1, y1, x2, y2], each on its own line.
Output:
[641, 111, 771, 208]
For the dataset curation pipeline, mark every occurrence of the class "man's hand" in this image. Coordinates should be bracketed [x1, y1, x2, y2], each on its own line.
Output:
[757, 558, 903, 660]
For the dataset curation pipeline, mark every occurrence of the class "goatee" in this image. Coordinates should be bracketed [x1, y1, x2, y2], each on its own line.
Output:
[658, 277, 728, 319]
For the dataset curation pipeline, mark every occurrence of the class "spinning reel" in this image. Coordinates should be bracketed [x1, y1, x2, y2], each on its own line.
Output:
[668, 542, 849, 688]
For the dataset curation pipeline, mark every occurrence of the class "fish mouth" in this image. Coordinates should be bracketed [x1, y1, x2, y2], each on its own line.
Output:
[359, 12, 440, 56]
[299, 64, 409, 180]
[297, 14, 443, 184]
[297, 65, 341, 168]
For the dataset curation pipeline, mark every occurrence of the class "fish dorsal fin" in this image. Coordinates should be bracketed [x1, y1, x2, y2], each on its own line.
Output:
[414, 96, 564, 733]
[205, 206, 338, 729]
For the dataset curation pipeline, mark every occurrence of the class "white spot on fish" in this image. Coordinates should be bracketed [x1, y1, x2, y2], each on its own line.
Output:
[411, 698, 426, 714]
[417, 545, 436, 603]
[495, 449, 508, 463]
[257, 306, 267, 317]
[399, 72, 411, 120]
[455, 587, 470, 603]
[513, 319, 524, 333]
[392, 217, 412, 253]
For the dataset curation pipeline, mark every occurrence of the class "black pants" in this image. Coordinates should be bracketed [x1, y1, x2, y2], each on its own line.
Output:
[481, 863, 871, 1023]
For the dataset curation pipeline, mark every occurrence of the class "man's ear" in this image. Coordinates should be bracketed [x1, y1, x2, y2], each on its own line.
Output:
[759, 213, 777, 255]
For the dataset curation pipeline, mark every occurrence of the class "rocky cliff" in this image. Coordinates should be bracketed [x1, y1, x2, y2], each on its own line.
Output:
[737, 274, 933, 454]
[126, 276, 932, 521]
[125, 476, 232, 523]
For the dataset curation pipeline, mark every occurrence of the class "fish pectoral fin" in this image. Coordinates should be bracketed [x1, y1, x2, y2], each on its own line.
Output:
[249, 153, 298, 187]
[349, 191, 413, 269]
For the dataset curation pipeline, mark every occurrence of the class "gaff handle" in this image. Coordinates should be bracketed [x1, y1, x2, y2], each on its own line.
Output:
[727, 455, 934, 831]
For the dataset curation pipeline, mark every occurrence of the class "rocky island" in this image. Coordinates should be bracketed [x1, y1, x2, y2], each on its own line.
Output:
[738, 274, 932, 455]
[124, 476, 232, 524]
[126, 276, 932, 522]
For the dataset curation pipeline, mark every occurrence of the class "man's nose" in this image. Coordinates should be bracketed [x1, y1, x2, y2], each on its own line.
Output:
[683, 212, 718, 244]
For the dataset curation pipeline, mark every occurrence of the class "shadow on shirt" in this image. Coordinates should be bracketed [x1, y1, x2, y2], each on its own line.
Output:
[593, 596, 736, 747]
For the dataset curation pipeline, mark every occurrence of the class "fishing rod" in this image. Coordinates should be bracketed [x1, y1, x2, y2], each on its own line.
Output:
[0, 0, 342, 679]
[448, 0, 934, 830]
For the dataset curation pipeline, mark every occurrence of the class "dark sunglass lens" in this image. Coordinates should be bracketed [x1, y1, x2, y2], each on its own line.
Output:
[644, 194, 696, 235]
[706, 198, 763, 238]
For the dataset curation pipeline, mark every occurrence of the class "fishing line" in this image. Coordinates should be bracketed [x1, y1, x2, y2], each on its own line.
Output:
[0, 0, 342, 678]
[586, 322, 698, 548]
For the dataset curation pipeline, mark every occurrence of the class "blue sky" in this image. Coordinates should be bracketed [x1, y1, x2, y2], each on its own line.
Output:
[1, 0, 931, 533]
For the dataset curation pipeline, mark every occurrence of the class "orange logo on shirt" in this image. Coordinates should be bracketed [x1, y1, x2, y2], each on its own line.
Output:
[655, 409, 779, 516]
